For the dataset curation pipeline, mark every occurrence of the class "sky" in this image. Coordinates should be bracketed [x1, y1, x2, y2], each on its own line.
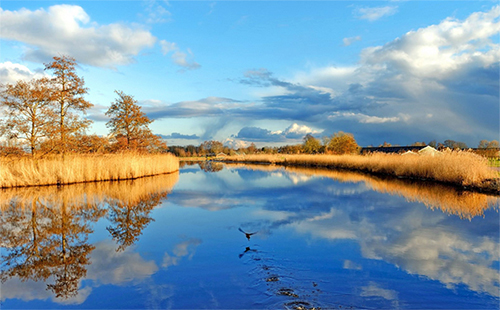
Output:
[0, 0, 499, 148]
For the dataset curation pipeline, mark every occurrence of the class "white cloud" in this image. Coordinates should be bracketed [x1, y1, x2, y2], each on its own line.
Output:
[0, 61, 47, 85]
[343, 36, 362, 46]
[283, 123, 319, 136]
[328, 112, 402, 124]
[356, 6, 398, 21]
[0, 5, 157, 68]
[160, 40, 201, 70]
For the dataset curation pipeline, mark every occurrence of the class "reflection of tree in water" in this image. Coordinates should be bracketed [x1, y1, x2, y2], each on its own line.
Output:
[0, 172, 178, 300]
[198, 161, 223, 172]
[1, 194, 105, 299]
[106, 191, 168, 251]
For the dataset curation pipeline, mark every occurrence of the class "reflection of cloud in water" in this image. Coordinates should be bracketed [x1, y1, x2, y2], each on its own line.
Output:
[361, 281, 398, 300]
[219, 164, 500, 297]
[343, 260, 362, 270]
[163, 238, 202, 269]
[1, 277, 91, 305]
[169, 191, 252, 211]
[363, 228, 500, 297]
[87, 240, 158, 285]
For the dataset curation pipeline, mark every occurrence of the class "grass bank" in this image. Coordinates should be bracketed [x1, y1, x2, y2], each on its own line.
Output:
[220, 151, 499, 193]
[0, 153, 179, 188]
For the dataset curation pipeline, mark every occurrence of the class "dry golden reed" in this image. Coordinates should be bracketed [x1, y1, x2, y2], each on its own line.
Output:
[223, 151, 498, 188]
[0, 153, 179, 188]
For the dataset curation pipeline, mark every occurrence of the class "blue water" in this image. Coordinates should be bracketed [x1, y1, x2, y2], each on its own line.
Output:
[1, 163, 499, 309]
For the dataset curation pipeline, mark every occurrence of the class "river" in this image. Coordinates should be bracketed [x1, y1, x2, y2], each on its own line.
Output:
[1, 162, 498, 309]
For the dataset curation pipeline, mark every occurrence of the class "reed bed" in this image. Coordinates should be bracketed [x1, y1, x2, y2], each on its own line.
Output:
[0, 153, 179, 188]
[222, 151, 498, 190]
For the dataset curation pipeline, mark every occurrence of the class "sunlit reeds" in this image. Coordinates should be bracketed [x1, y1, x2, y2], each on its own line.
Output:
[0, 153, 179, 188]
[222, 151, 498, 190]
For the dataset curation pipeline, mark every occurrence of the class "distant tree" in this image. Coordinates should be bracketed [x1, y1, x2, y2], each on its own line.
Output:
[200, 140, 224, 154]
[0, 78, 54, 157]
[328, 131, 359, 155]
[478, 140, 489, 149]
[487, 140, 499, 149]
[44, 56, 93, 157]
[106, 91, 164, 152]
[246, 143, 257, 154]
[302, 134, 322, 154]
[428, 140, 437, 148]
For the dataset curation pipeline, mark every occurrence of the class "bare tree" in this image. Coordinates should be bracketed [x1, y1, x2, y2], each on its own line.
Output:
[44, 56, 93, 156]
[0, 78, 54, 157]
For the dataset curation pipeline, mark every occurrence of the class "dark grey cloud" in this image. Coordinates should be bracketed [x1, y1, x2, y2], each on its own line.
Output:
[160, 133, 200, 140]
[141, 97, 242, 120]
[236, 127, 284, 142]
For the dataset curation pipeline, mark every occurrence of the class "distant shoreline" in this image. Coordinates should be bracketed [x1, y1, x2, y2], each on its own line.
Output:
[214, 153, 500, 195]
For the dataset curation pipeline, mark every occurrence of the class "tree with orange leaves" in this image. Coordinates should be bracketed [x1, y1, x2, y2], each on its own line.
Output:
[327, 131, 359, 155]
[44, 56, 93, 157]
[0, 78, 55, 157]
[106, 90, 166, 152]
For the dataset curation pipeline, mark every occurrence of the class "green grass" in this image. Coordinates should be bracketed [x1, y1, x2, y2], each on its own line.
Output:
[488, 158, 500, 167]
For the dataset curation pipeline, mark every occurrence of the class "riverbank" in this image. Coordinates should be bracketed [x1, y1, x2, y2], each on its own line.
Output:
[0, 153, 179, 188]
[218, 152, 499, 194]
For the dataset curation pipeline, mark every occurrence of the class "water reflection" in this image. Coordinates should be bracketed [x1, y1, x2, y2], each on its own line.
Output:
[1, 164, 499, 308]
[0, 173, 178, 301]
[175, 163, 500, 304]
[226, 163, 499, 219]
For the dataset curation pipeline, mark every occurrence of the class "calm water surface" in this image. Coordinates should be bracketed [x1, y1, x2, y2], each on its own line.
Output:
[1, 162, 499, 309]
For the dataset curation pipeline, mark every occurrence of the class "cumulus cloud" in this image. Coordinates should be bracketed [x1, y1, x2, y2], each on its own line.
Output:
[0, 61, 47, 85]
[355, 6, 398, 21]
[160, 40, 201, 70]
[0, 5, 157, 68]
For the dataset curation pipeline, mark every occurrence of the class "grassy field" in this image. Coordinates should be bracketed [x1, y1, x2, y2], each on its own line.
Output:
[220, 151, 499, 191]
[0, 153, 179, 188]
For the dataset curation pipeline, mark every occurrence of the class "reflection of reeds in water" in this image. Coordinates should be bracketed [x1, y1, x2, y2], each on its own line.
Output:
[0, 171, 179, 211]
[226, 163, 499, 220]
[223, 152, 498, 189]
[0, 153, 179, 188]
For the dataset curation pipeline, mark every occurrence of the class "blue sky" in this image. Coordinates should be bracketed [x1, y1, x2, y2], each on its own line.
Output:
[1, 1, 498, 147]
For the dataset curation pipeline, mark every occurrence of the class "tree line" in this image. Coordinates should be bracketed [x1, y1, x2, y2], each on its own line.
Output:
[170, 134, 499, 158]
[0, 56, 164, 157]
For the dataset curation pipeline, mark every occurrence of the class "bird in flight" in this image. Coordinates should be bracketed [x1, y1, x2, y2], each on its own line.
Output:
[239, 228, 258, 241]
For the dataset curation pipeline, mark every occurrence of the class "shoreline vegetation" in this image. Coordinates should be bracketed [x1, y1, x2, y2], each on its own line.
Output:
[0, 153, 179, 188]
[216, 151, 499, 194]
